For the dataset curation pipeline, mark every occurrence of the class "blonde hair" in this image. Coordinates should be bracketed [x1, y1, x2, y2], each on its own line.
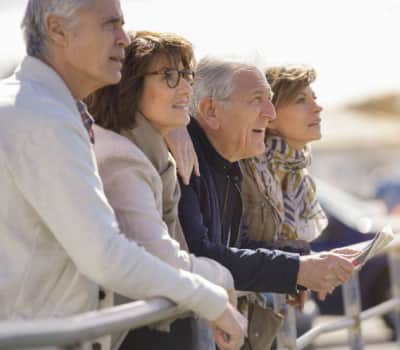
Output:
[266, 66, 316, 109]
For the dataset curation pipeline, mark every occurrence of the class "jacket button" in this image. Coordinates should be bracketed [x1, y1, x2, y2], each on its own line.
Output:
[92, 342, 102, 350]
[98, 289, 106, 301]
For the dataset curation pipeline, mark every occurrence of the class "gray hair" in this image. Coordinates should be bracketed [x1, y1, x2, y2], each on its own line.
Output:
[21, 0, 94, 58]
[190, 56, 264, 118]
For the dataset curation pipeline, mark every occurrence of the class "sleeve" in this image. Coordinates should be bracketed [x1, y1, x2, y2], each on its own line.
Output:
[5, 113, 228, 321]
[178, 177, 301, 294]
[99, 153, 234, 290]
[240, 223, 311, 256]
[100, 154, 192, 271]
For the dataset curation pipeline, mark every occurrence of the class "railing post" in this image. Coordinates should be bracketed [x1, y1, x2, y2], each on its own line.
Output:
[273, 293, 297, 350]
[389, 248, 400, 344]
[342, 273, 363, 349]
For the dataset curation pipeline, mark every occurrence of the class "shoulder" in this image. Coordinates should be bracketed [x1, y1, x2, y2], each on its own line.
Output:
[0, 77, 81, 135]
[93, 124, 158, 179]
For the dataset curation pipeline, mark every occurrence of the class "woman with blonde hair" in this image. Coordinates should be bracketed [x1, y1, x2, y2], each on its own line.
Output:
[241, 66, 327, 248]
[87, 31, 244, 350]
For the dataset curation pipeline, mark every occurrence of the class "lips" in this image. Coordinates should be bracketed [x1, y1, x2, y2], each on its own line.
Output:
[172, 101, 189, 109]
[308, 119, 321, 127]
[109, 55, 125, 64]
[252, 128, 265, 133]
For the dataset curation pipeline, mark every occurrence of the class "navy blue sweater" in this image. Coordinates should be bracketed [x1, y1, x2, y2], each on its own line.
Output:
[178, 119, 301, 293]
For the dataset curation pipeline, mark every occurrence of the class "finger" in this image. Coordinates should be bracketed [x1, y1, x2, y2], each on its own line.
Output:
[179, 150, 192, 185]
[286, 299, 298, 306]
[338, 261, 354, 279]
[336, 258, 354, 274]
[317, 291, 327, 301]
[177, 166, 189, 185]
[335, 268, 351, 284]
[184, 147, 195, 180]
[194, 153, 200, 176]
[214, 328, 241, 350]
[214, 328, 230, 350]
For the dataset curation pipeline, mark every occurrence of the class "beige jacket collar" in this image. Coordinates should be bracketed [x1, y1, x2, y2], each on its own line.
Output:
[122, 112, 189, 252]
[123, 112, 169, 173]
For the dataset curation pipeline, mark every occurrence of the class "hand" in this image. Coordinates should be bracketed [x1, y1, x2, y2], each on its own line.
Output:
[331, 247, 360, 258]
[211, 302, 247, 350]
[297, 252, 354, 294]
[287, 290, 308, 311]
[165, 126, 199, 185]
[317, 291, 330, 301]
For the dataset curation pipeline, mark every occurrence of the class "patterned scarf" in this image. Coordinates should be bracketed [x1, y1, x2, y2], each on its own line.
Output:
[248, 135, 327, 241]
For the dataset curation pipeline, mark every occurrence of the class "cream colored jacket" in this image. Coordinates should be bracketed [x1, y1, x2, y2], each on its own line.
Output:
[93, 117, 234, 290]
[0, 57, 229, 340]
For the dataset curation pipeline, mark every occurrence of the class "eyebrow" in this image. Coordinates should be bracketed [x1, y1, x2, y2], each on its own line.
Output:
[250, 87, 272, 97]
[102, 15, 125, 25]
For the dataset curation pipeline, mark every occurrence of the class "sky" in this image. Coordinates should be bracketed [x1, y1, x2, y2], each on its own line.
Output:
[1, 0, 399, 108]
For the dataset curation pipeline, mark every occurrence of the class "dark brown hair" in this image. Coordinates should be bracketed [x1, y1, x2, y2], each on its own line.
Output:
[86, 30, 195, 133]
[266, 66, 316, 109]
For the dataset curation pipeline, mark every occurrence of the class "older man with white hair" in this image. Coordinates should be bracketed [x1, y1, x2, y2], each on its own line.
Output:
[178, 56, 355, 298]
[0, 1, 246, 349]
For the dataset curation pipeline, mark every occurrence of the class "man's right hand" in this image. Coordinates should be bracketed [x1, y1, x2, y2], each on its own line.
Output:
[297, 252, 354, 294]
[211, 302, 247, 350]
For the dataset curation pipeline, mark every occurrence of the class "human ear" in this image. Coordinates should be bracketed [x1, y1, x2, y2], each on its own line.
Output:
[198, 97, 220, 130]
[45, 15, 70, 47]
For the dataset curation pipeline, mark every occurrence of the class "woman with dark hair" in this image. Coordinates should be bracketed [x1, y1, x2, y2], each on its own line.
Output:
[87, 31, 243, 350]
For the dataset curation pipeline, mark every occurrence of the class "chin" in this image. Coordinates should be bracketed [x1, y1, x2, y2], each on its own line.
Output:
[247, 144, 265, 158]
[311, 132, 322, 141]
[110, 72, 122, 84]
[174, 113, 190, 126]
[102, 70, 122, 85]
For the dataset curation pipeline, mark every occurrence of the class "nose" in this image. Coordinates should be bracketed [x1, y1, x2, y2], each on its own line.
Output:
[313, 100, 323, 113]
[262, 99, 276, 121]
[116, 28, 131, 48]
[176, 75, 193, 97]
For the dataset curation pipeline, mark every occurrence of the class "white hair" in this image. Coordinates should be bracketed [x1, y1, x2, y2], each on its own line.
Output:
[190, 55, 265, 118]
[21, 0, 94, 58]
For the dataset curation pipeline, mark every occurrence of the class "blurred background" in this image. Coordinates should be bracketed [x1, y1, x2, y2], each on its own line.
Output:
[2, 0, 400, 199]
[1, 1, 400, 348]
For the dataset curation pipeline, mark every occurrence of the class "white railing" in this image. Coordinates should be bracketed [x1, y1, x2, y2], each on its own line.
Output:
[1, 253, 399, 349]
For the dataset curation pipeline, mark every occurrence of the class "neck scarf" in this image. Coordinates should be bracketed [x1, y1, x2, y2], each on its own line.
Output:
[249, 135, 327, 241]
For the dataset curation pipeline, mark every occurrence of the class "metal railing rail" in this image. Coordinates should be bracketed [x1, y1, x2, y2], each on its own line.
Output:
[1, 242, 400, 349]
[276, 248, 400, 350]
[1, 251, 400, 350]
[296, 298, 400, 349]
[1, 253, 400, 349]
[0, 299, 188, 349]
